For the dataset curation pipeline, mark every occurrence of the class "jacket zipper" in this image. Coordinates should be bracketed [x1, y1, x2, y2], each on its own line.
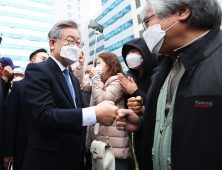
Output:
[170, 58, 181, 100]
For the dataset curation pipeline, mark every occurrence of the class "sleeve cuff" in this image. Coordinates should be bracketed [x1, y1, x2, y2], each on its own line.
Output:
[91, 75, 101, 83]
[76, 66, 84, 70]
[82, 107, 97, 126]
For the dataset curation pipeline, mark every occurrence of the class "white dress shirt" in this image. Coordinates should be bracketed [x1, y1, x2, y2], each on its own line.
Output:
[50, 55, 97, 126]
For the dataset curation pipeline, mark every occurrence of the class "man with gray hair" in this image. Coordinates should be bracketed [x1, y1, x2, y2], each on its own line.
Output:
[116, 0, 222, 169]
[23, 20, 118, 170]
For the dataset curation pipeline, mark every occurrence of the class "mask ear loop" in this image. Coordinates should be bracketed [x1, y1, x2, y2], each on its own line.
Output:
[165, 21, 179, 32]
[55, 39, 62, 54]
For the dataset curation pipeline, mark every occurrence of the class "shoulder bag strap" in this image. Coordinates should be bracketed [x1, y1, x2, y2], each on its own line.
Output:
[102, 91, 110, 145]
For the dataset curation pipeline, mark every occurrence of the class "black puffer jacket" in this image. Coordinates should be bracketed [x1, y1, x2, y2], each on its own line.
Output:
[140, 26, 222, 170]
[122, 38, 158, 103]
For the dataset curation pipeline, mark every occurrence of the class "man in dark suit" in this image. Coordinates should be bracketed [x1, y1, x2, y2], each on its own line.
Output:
[3, 49, 48, 170]
[0, 64, 4, 170]
[0, 60, 14, 170]
[22, 20, 117, 170]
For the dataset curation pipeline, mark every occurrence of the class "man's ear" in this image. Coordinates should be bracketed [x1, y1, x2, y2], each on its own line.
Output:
[30, 60, 34, 63]
[177, 6, 191, 22]
[49, 39, 56, 51]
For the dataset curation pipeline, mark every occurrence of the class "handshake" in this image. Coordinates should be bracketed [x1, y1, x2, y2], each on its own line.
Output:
[95, 96, 143, 132]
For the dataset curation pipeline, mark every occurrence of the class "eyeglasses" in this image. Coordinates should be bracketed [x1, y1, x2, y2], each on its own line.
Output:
[60, 38, 84, 48]
[77, 41, 85, 48]
[142, 14, 155, 30]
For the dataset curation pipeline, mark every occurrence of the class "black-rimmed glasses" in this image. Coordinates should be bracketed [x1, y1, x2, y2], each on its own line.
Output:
[142, 14, 155, 30]
[60, 38, 84, 48]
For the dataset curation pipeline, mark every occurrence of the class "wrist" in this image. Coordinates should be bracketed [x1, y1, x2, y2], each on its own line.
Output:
[76, 65, 84, 70]
[138, 107, 144, 116]
[94, 105, 99, 121]
[79, 64, 84, 67]
[91, 75, 101, 83]
[129, 88, 138, 95]
[2, 76, 9, 82]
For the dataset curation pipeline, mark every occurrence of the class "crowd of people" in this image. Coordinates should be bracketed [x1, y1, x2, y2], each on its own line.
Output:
[1, 0, 222, 170]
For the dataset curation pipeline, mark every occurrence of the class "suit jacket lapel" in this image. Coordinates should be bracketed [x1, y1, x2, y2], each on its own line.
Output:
[47, 57, 75, 108]
[70, 73, 81, 108]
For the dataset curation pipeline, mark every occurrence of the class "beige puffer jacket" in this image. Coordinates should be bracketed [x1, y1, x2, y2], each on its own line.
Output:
[74, 67, 132, 159]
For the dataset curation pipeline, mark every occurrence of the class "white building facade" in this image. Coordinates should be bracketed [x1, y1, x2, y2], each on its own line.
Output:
[0, 0, 90, 71]
[88, 0, 149, 71]
[88, 0, 134, 71]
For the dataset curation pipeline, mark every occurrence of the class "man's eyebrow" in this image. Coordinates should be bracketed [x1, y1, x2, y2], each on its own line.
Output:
[66, 35, 80, 40]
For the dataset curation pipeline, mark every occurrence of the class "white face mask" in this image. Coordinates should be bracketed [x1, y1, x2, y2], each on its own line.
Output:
[94, 66, 104, 76]
[56, 44, 82, 65]
[143, 13, 179, 55]
[83, 74, 91, 82]
[126, 53, 143, 69]
[13, 77, 23, 82]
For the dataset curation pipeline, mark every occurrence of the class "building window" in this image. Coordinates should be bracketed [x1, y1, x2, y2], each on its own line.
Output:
[78, 7, 80, 12]
[139, 30, 144, 37]
[105, 35, 135, 53]
[68, 13, 71, 18]
[103, 5, 131, 29]
[95, 0, 125, 22]
[78, 0, 80, 4]
[78, 15, 81, 20]
[137, 14, 142, 25]
[68, 5, 71, 10]
[135, 0, 141, 8]
[104, 20, 133, 41]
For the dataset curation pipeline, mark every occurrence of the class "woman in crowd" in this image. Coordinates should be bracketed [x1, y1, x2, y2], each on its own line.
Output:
[74, 52, 133, 170]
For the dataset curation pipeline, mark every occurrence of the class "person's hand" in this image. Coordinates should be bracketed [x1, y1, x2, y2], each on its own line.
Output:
[78, 51, 85, 68]
[2, 66, 13, 82]
[89, 69, 98, 79]
[95, 101, 118, 126]
[118, 73, 138, 95]
[4, 157, 14, 170]
[127, 96, 144, 116]
[116, 109, 140, 132]
[84, 156, 86, 165]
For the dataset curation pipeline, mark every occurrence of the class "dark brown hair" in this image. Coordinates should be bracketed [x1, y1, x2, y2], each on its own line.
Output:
[98, 52, 125, 83]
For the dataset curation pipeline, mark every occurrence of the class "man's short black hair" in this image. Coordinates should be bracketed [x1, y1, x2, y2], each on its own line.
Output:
[30, 48, 48, 61]
[87, 61, 93, 66]
[125, 45, 138, 55]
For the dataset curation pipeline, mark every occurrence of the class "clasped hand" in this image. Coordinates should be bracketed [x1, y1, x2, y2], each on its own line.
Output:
[95, 98, 143, 131]
[118, 73, 138, 95]
[116, 96, 144, 132]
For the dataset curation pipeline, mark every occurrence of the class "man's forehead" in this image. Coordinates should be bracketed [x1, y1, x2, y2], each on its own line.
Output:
[86, 65, 93, 70]
[62, 28, 80, 39]
[36, 52, 48, 57]
[146, 10, 154, 18]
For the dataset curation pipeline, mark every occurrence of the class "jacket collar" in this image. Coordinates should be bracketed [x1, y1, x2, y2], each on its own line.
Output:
[176, 26, 221, 70]
[49, 55, 66, 72]
[47, 57, 75, 108]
